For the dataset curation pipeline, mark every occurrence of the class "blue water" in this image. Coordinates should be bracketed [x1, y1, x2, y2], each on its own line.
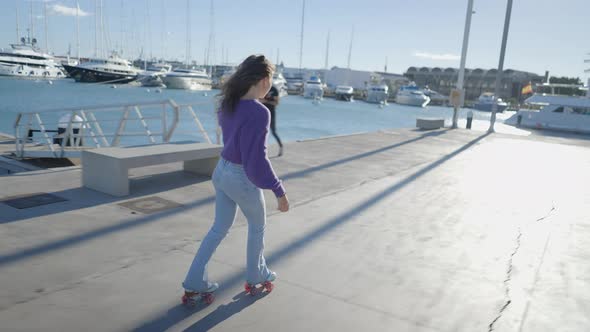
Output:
[0, 77, 511, 146]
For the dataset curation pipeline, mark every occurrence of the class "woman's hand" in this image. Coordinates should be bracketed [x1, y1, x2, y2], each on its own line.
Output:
[278, 194, 289, 212]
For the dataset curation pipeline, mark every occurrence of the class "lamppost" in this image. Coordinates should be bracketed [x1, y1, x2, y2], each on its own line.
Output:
[452, 0, 475, 129]
[489, 0, 514, 133]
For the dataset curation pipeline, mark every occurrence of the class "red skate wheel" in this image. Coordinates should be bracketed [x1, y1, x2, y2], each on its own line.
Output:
[250, 285, 259, 296]
[264, 282, 274, 293]
[203, 293, 215, 305]
[182, 294, 196, 307]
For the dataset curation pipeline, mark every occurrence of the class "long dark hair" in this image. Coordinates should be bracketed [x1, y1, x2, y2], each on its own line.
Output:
[219, 55, 274, 113]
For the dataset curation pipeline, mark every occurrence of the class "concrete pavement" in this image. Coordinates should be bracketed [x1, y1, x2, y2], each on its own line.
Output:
[1, 128, 590, 331]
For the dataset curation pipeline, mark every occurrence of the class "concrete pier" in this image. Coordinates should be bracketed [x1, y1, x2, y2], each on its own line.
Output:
[1, 128, 589, 331]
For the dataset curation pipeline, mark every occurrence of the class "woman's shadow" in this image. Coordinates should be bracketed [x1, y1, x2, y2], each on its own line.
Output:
[134, 291, 269, 332]
[184, 291, 270, 331]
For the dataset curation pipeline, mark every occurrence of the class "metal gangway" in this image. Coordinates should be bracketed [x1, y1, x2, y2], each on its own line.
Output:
[13, 99, 220, 159]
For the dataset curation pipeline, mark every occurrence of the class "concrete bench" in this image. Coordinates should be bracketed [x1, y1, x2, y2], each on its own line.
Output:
[82, 142, 223, 196]
[416, 118, 445, 130]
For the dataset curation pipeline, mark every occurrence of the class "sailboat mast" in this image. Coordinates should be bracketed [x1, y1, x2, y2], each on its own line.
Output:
[30, 1, 34, 40]
[185, 0, 191, 66]
[146, 0, 152, 60]
[16, 4, 20, 42]
[298, 0, 305, 72]
[206, 0, 216, 73]
[120, 0, 124, 56]
[161, 0, 166, 60]
[347, 26, 354, 69]
[76, 1, 80, 60]
[324, 30, 330, 70]
[94, 0, 98, 57]
[100, 0, 104, 58]
[44, 2, 48, 51]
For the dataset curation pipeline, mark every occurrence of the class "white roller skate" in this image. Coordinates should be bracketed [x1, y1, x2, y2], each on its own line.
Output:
[182, 282, 219, 306]
[244, 272, 277, 296]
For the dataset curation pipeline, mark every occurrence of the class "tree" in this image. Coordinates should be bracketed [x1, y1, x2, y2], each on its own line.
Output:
[549, 76, 582, 85]
[546, 76, 585, 96]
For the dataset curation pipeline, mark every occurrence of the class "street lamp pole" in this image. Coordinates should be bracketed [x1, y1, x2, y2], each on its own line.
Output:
[489, 0, 514, 133]
[453, 0, 474, 129]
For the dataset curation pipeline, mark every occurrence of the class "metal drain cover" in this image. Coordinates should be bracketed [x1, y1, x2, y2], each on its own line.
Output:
[2, 193, 67, 209]
[118, 196, 182, 214]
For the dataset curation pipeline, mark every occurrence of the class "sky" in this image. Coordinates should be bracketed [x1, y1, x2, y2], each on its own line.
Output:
[1, 0, 589, 81]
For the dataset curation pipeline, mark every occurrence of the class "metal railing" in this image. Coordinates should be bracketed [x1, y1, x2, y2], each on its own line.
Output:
[13, 99, 218, 158]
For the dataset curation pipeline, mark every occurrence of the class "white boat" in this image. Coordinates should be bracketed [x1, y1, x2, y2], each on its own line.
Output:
[334, 85, 354, 101]
[63, 53, 140, 84]
[139, 63, 172, 87]
[473, 92, 508, 112]
[303, 76, 324, 99]
[506, 94, 590, 134]
[284, 72, 304, 94]
[162, 67, 212, 90]
[422, 88, 448, 106]
[273, 71, 289, 97]
[365, 84, 388, 104]
[395, 83, 429, 107]
[0, 37, 66, 79]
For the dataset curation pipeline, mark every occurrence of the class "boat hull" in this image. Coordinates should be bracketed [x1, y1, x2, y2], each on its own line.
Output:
[335, 93, 353, 101]
[63, 65, 138, 84]
[395, 95, 430, 107]
[509, 109, 590, 134]
[161, 76, 212, 90]
[0, 62, 65, 79]
[303, 88, 324, 99]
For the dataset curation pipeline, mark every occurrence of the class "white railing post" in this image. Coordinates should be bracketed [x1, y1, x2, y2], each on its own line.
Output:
[35, 113, 58, 158]
[13, 113, 23, 158]
[134, 106, 156, 144]
[79, 110, 101, 147]
[165, 100, 179, 143]
[11, 99, 216, 158]
[186, 105, 212, 144]
[162, 102, 168, 142]
[87, 111, 109, 147]
[112, 107, 130, 147]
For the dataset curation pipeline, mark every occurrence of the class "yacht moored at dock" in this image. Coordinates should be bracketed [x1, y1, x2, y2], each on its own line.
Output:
[334, 85, 354, 101]
[62, 53, 140, 84]
[473, 92, 508, 112]
[506, 93, 590, 134]
[161, 67, 212, 90]
[0, 37, 65, 79]
[138, 63, 172, 87]
[395, 83, 430, 107]
[303, 76, 324, 99]
[366, 84, 389, 104]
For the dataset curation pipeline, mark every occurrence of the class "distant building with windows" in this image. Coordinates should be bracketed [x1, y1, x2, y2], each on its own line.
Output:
[404, 67, 544, 101]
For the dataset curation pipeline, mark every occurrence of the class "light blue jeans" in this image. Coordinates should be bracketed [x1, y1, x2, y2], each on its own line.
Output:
[182, 158, 272, 291]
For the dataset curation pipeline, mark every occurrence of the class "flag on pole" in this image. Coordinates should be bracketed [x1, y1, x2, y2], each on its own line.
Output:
[521, 82, 533, 95]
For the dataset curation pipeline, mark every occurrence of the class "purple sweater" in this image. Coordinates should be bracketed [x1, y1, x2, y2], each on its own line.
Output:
[219, 99, 286, 197]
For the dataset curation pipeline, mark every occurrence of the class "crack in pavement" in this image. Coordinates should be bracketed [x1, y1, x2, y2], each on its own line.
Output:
[536, 205, 556, 222]
[488, 228, 521, 332]
[488, 205, 557, 331]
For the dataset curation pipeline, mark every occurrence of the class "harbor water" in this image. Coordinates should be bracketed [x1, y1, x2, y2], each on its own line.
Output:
[0, 77, 523, 147]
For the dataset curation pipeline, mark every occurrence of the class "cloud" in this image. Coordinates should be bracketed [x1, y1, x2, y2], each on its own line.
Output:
[49, 4, 91, 17]
[414, 52, 460, 61]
